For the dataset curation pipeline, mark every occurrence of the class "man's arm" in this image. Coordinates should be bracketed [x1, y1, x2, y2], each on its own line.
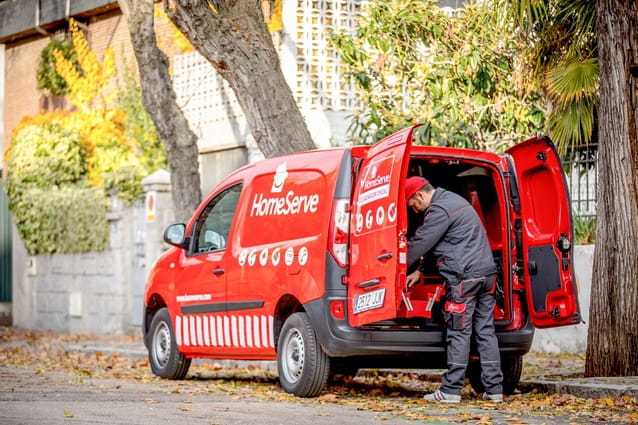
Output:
[407, 205, 450, 267]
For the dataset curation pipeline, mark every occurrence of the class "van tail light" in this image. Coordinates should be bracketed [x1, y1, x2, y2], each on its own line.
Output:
[328, 199, 350, 267]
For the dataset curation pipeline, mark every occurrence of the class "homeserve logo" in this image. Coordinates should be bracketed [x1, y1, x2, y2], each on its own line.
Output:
[358, 159, 393, 206]
[362, 164, 391, 191]
[250, 162, 320, 217]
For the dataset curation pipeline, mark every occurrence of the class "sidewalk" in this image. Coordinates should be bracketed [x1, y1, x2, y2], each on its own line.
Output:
[3, 327, 637, 400]
[519, 352, 638, 399]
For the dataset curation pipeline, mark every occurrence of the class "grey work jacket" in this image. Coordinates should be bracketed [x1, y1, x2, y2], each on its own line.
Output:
[407, 188, 497, 282]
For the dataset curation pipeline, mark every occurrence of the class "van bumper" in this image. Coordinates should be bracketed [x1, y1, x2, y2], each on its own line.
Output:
[304, 297, 534, 358]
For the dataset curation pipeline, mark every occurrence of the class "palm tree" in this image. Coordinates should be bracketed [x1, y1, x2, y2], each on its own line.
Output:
[504, 0, 638, 377]
[500, 0, 598, 155]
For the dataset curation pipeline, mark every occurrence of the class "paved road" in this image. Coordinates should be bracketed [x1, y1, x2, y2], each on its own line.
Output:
[3, 364, 634, 425]
[1, 366, 419, 425]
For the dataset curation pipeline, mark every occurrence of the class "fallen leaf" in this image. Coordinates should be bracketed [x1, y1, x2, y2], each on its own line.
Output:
[317, 394, 338, 402]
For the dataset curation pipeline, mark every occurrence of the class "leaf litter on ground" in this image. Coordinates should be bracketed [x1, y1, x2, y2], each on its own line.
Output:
[1, 326, 636, 424]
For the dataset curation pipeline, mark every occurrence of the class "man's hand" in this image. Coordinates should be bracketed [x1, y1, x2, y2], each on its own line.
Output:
[406, 269, 422, 289]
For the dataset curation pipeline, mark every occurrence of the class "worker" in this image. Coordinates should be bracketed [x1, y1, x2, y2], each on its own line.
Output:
[404, 176, 503, 403]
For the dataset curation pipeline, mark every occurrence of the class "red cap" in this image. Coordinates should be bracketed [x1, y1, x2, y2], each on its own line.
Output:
[405, 176, 429, 202]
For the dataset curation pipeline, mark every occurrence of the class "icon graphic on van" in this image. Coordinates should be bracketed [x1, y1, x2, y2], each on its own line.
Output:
[238, 249, 248, 266]
[259, 248, 269, 266]
[271, 162, 288, 193]
[271, 247, 281, 266]
[388, 202, 397, 222]
[285, 247, 295, 266]
[299, 246, 309, 266]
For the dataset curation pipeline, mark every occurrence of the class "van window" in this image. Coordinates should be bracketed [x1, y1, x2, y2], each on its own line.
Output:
[192, 184, 242, 255]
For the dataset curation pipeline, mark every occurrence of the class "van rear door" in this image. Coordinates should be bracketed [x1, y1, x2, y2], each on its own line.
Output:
[348, 126, 416, 326]
[506, 136, 581, 328]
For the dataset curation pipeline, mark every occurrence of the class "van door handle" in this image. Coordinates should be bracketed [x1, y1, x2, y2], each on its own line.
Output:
[358, 279, 381, 288]
[377, 253, 393, 261]
[212, 268, 225, 275]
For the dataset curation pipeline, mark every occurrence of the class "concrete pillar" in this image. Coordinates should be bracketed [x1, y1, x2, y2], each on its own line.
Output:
[141, 170, 174, 278]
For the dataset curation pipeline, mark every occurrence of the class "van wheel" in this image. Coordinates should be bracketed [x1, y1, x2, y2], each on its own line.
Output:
[467, 353, 522, 395]
[148, 308, 191, 379]
[277, 312, 330, 397]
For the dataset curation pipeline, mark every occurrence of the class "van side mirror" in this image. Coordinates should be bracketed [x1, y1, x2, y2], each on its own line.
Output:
[163, 223, 188, 248]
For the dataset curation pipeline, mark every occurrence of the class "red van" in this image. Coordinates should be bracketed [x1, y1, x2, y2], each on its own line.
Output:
[143, 125, 580, 397]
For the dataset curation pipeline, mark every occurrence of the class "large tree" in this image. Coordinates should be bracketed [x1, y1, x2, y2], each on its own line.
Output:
[162, 0, 316, 158]
[585, 0, 638, 376]
[502, 0, 637, 377]
[118, 0, 201, 222]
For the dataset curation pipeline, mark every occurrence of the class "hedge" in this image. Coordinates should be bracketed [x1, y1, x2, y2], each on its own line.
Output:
[6, 122, 110, 255]
[13, 186, 110, 255]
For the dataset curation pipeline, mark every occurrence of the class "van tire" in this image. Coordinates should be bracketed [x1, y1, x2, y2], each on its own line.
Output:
[277, 312, 330, 397]
[148, 308, 191, 379]
[467, 353, 522, 396]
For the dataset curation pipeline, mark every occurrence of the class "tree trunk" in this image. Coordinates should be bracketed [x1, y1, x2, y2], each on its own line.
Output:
[585, 0, 638, 376]
[118, 0, 202, 223]
[163, 0, 316, 158]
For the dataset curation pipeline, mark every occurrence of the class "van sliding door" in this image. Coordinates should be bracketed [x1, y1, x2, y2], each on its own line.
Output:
[347, 125, 417, 327]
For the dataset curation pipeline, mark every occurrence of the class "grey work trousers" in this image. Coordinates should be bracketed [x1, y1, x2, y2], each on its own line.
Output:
[440, 275, 503, 395]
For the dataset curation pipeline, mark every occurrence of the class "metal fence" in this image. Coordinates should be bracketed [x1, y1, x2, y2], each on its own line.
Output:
[563, 144, 598, 219]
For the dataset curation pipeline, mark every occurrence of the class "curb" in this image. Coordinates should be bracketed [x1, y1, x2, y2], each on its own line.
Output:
[520, 378, 638, 399]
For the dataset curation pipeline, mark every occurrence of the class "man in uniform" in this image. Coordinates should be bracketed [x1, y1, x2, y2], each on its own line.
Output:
[404, 176, 503, 403]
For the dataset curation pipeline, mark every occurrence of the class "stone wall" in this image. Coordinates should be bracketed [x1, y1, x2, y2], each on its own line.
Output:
[11, 170, 173, 335]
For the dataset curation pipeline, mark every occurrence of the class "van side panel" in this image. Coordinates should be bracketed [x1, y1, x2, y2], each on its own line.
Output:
[219, 149, 347, 358]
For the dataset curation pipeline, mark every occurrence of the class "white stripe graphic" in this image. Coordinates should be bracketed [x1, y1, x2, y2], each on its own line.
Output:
[231, 315, 238, 347]
[174, 314, 277, 350]
[246, 315, 253, 347]
[269, 315, 275, 348]
[202, 315, 210, 346]
[253, 315, 261, 348]
[261, 315, 269, 348]
[175, 315, 182, 346]
[196, 316, 203, 346]
[189, 316, 196, 346]
[210, 315, 217, 346]
[217, 315, 224, 346]
[183, 315, 190, 346]
[224, 316, 231, 347]
[238, 315, 246, 347]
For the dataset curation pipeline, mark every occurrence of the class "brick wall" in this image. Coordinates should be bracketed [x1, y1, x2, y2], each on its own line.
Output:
[2, 5, 183, 152]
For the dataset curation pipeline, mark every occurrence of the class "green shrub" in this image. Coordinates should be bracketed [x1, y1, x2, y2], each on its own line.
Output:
[6, 122, 86, 192]
[37, 37, 77, 96]
[6, 122, 110, 254]
[13, 186, 110, 254]
[118, 67, 167, 174]
[103, 165, 145, 205]
[574, 215, 596, 245]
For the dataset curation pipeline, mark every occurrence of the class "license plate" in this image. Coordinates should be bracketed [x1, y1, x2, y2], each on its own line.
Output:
[353, 288, 386, 314]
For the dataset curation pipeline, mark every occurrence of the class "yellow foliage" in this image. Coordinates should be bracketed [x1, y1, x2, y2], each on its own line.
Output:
[49, 18, 137, 186]
[264, 0, 283, 33]
[155, 0, 282, 55]
[155, 6, 194, 53]
[54, 20, 116, 114]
